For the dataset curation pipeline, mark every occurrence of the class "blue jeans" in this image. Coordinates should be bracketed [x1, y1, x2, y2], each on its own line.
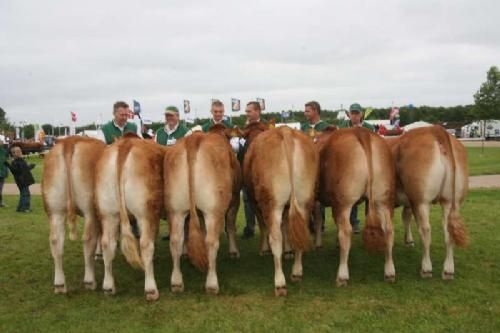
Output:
[350, 203, 360, 227]
[242, 190, 256, 234]
[17, 186, 31, 211]
[0, 177, 4, 205]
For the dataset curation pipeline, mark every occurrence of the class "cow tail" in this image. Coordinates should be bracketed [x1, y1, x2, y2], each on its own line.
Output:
[186, 136, 208, 271]
[63, 139, 78, 241]
[355, 130, 386, 251]
[117, 141, 144, 270]
[433, 127, 468, 247]
[282, 130, 309, 251]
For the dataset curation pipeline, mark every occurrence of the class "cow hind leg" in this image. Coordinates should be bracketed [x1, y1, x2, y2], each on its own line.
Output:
[313, 202, 324, 249]
[267, 207, 287, 296]
[335, 207, 352, 287]
[82, 214, 98, 290]
[49, 212, 67, 294]
[204, 212, 223, 294]
[257, 211, 271, 256]
[441, 202, 455, 280]
[378, 205, 395, 282]
[402, 206, 415, 247]
[139, 217, 159, 301]
[290, 250, 303, 282]
[101, 214, 119, 295]
[413, 203, 433, 278]
[169, 212, 186, 293]
[94, 235, 103, 261]
[282, 215, 294, 260]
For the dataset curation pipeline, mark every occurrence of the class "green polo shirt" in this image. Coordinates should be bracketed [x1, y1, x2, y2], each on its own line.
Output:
[0, 147, 8, 178]
[201, 118, 234, 132]
[101, 121, 138, 145]
[300, 120, 330, 134]
[338, 120, 376, 132]
[155, 124, 190, 146]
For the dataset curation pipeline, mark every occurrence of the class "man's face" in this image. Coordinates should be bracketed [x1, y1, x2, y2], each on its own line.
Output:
[212, 105, 225, 122]
[12, 147, 22, 158]
[348, 111, 362, 126]
[245, 104, 260, 122]
[304, 106, 317, 122]
[165, 113, 179, 128]
[114, 107, 130, 127]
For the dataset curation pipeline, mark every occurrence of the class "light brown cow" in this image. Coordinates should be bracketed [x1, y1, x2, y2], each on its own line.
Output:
[164, 130, 241, 294]
[95, 135, 166, 301]
[243, 123, 318, 296]
[386, 126, 468, 279]
[42, 136, 106, 294]
[318, 127, 396, 286]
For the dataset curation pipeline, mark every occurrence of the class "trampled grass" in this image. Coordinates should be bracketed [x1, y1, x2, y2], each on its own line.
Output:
[0, 191, 499, 333]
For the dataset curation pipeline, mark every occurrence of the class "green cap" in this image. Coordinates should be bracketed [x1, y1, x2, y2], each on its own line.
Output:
[349, 103, 363, 113]
[164, 105, 179, 115]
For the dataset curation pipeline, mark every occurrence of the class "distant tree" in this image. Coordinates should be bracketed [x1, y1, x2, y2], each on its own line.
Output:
[23, 124, 35, 140]
[42, 123, 53, 135]
[474, 66, 500, 120]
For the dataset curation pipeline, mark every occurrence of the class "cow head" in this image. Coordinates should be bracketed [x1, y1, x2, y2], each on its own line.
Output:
[242, 121, 268, 147]
[208, 124, 244, 141]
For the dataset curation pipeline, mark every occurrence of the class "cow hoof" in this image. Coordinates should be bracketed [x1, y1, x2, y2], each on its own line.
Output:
[84, 281, 97, 290]
[420, 270, 433, 279]
[405, 241, 415, 247]
[54, 284, 67, 294]
[290, 274, 302, 282]
[274, 286, 287, 297]
[94, 253, 103, 261]
[336, 278, 349, 287]
[206, 286, 219, 295]
[171, 284, 184, 293]
[284, 251, 294, 260]
[259, 250, 272, 256]
[384, 275, 396, 283]
[229, 252, 240, 259]
[442, 271, 454, 281]
[145, 289, 159, 301]
[103, 288, 115, 296]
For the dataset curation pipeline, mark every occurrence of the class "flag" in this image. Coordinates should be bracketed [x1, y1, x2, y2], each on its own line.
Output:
[71, 111, 77, 122]
[256, 98, 266, 110]
[364, 107, 373, 120]
[183, 100, 191, 114]
[133, 100, 141, 115]
[231, 98, 240, 112]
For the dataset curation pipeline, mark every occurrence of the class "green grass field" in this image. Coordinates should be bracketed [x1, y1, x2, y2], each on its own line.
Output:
[1, 191, 499, 333]
[3, 146, 499, 185]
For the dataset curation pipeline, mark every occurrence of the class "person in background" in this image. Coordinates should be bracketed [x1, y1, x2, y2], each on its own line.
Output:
[155, 106, 191, 146]
[100, 101, 141, 144]
[0, 139, 8, 207]
[239, 101, 265, 239]
[300, 101, 330, 232]
[4, 146, 35, 213]
[338, 103, 376, 233]
[201, 100, 234, 132]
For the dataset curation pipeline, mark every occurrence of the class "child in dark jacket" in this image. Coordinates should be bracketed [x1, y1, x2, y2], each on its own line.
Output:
[4, 146, 35, 212]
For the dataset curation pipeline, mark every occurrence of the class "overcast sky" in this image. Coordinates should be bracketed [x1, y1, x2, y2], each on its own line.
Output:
[1, 0, 499, 126]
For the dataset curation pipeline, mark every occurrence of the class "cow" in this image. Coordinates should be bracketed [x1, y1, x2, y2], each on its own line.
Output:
[164, 130, 241, 294]
[95, 135, 166, 301]
[386, 126, 468, 279]
[242, 123, 318, 296]
[42, 136, 106, 294]
[317, 127, 397, 286]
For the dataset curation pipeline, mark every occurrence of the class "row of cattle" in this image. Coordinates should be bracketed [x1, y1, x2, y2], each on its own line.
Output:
[42, 124, 468, 300]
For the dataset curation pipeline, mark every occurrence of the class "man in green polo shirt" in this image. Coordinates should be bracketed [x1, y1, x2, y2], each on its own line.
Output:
[300, 101, 329, 233]
[339, 103, 376, 234]
[201, 100, 234, 132]
[301, 100, 330, 136]
[155, 106, 191, 146]
[338, 103, 376, 131]
[100, 101, 140, 144]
